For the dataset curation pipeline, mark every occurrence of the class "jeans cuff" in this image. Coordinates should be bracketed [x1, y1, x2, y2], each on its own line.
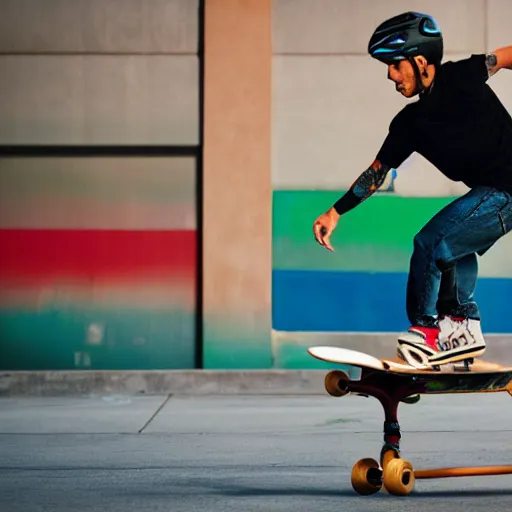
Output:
[414, 315, 439, 328]
[439, 302, 480, 320]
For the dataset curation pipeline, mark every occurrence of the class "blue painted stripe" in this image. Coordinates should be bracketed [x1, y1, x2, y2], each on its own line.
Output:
[272, 270, 512, 333]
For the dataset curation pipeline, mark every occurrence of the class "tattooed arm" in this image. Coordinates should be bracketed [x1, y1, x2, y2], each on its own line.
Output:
[312, 159, 391, 251]
[313, 110, 410, 252]
[486, 46, 512, 77]
[332, 159, 391, 215]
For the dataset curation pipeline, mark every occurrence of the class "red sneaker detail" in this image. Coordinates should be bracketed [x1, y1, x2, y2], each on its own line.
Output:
[409, 326, 440, 351]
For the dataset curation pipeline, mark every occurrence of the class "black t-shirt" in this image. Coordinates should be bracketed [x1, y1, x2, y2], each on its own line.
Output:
[376, 54, 512, 192]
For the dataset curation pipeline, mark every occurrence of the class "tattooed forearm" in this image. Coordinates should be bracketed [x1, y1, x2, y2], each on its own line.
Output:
[333, 160, 391, 215]
[352, 160, 390, 199]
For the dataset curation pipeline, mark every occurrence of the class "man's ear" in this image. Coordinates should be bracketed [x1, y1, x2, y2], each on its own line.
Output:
[414, 55, 429, 77]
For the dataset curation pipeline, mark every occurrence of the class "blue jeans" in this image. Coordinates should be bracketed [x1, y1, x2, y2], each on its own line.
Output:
[406, 186, 512, 327]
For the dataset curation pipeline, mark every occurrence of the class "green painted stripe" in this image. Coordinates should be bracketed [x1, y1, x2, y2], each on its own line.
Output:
[273, 190, 455, 272]
[273, 190, 512, 278]
[0, 308, 195, 371]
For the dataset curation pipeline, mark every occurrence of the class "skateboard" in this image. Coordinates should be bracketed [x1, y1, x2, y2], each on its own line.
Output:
[308, 346, 512, 496]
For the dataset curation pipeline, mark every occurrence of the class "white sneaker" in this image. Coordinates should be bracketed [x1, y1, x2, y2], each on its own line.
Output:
[397, 326, 439, 368]
[429, 316, 486, 365]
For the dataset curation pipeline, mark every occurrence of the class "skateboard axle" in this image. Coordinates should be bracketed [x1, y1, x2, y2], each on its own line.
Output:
[414, 465, 512, 479]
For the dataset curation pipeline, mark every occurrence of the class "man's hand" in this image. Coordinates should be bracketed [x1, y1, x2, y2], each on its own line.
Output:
[313, 159, 389, 252]
[313, 207, 340, 252]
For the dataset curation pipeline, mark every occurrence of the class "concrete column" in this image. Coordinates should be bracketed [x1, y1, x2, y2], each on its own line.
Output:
[202, 0, 272, 368]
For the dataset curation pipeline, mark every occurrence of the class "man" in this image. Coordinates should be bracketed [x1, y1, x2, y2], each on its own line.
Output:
[313, 12, 512, 368]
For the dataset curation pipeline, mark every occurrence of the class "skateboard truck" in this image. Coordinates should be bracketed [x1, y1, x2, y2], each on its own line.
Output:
[429, 357, 475, 372]
[458, 357, 474, 372]
[341, 372, 419, 496]
[323, 366, 512, 496]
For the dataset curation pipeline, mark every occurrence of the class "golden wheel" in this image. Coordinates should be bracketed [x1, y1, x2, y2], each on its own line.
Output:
[324, 370, 349, 397]
[381, 447, 399, 469]
[350, 458, 382, 495]
[383, 458, 415, 496]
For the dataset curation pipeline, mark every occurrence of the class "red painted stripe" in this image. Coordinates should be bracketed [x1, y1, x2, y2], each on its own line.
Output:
[0, 229, 196, 281]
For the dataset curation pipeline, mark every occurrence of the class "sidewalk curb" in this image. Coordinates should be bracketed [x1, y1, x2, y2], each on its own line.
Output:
[0, 370, 330, 397]
[3, 335, 510, 397]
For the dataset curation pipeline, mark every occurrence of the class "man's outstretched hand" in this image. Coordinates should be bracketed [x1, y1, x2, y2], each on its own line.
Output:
[313, 207, 340, 252]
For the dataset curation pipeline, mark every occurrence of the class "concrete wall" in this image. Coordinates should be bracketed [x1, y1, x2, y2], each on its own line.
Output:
[0, 0, 199, 371]
[271, 0, 512, 367]
[272, 0, 512, 194]
[1, 1, 510, 372]
[0, 0, 198, 145]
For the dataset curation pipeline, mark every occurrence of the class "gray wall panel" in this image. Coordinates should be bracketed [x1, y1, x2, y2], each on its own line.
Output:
[0, 0, 198, 54]
[0, 56, 198, 145]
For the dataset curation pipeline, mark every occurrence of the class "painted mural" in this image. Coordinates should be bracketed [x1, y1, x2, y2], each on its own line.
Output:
[272, 187, 512, 335]
[0, 157, 197, 370]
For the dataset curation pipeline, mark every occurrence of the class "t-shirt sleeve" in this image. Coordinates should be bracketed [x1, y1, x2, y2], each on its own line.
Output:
[375, 108, 414, 170]
[444, 54, 489, 84]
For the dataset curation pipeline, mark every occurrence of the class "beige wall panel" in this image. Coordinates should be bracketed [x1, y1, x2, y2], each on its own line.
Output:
[273, 54, 409, 189]
[203, 0, 272, 368]
[488, 68, 512, 112]
[273, 0, 486, 55]
[0, 0, 198, 53]
[0, 56, 198, 145]
[487, 0, 512, 50]
[272, 53, 510, 196]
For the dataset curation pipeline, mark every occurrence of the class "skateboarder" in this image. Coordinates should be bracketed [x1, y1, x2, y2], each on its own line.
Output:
[313, 12, 512, 368]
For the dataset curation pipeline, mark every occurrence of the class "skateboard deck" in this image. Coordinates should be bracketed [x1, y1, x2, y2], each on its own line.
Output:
[308, 346, 512, 395]
[307, 345, 512, 496]
[309, 345, 512, 373]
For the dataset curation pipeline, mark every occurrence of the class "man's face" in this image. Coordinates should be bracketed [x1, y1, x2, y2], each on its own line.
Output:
[387, 59, 418, 97]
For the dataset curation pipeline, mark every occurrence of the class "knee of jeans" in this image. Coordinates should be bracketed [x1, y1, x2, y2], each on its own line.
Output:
[433, 239, 455, 271]
[413, 232, 454, 271]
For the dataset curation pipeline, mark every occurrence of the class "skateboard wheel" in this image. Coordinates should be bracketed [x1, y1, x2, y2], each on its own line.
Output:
[383, 458, 415, 496]
[324, 370, 349, 397]
[350, 458, 382, 495]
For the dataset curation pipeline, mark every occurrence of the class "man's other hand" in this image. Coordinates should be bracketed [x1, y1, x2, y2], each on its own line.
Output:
[313, 208, 340, 252]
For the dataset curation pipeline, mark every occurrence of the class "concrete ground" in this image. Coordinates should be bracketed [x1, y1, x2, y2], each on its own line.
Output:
[1, 392, 512, 512]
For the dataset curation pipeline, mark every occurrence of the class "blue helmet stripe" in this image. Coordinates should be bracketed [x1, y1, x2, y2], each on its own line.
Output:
[422, 17, 441, 34]
[369, 34, 395, 51]
[423, 25, 440, 34]
[372, 48, 397, 54]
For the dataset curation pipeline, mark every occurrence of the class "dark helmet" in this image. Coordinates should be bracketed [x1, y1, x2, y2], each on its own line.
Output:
[368, 12, 443, 66]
